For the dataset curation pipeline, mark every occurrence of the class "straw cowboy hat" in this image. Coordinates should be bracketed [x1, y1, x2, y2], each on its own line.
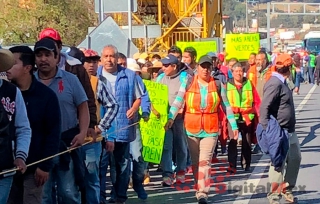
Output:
[127, 63, 142, 72]
[139, 52, 149, 59]
[0, 49, 15, 72]
[133, 52, 140, 60]
[150, 60, 163, 68]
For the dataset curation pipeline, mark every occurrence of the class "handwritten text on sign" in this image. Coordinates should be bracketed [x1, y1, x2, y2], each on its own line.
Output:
[225, 33, 260, 60]
[176, 41, 217, 61]
[140, 80, 168, 164]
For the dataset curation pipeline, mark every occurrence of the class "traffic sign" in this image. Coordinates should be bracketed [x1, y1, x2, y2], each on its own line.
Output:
[120, 25, 161, 39]
[78, 16, 138, 58]
[94, 0, 137, 13]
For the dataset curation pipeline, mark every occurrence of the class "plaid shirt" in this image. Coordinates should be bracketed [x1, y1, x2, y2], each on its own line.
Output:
[96, 79, 119, 132]
[0, 72, 7, 80]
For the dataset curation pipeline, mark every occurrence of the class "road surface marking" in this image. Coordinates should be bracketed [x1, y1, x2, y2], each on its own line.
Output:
[295, 85, 317, 115]
[233, 85, 317, 204]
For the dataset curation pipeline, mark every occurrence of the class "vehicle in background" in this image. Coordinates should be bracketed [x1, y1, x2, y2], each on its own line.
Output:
[280, 31, 295, 40]
[295, 42, 303, 52]
[304, 31, 320, 53]
[287, 44, 296, 52]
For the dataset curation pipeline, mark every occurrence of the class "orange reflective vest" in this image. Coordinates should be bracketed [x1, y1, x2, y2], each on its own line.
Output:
[247, 64, 257, 87]
[184, 76, 220, 134]
[226, 80, 255, 125]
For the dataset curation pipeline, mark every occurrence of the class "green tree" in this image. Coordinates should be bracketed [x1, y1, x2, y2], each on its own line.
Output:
[0, 0, 97, 46]
[234, 3, 246, 21]
[304, 15, 317, 23]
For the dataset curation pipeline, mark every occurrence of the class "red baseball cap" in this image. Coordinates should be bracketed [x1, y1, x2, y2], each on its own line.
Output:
[83, 49, 100, 58]
[39, 28, 62, 42]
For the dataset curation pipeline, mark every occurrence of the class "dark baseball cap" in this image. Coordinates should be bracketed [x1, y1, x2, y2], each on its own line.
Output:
[67, 46, 86, 64]
[34, 38, 57, 53]
[198, 55, 213, 65]
[161, 54, 179, 65]
[207, 52, 217, 58]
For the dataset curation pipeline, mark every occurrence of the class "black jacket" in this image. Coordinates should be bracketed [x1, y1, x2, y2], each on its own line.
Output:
[20, 77, 61, 173]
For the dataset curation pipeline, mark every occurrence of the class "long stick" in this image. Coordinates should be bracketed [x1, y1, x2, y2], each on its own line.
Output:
[0, 121, 140, 176]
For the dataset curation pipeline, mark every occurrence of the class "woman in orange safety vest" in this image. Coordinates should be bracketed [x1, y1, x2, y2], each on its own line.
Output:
[165, 55, 239, 204]
[226, 62, 261, 173]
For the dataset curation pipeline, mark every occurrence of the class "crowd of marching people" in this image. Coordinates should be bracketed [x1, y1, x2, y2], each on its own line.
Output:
[0, 27, 305, 204]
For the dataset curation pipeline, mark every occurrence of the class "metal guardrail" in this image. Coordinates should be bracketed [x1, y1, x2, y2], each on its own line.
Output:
[271, 2, 320, 15]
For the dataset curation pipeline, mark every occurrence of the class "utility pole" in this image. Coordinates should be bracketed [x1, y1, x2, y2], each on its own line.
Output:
[99, 0, 104, 23]
[257, 2, 259, 33]
[246, 0, 248, 32]
[267, 2, 271, 51]
[127, 0, 132, 57]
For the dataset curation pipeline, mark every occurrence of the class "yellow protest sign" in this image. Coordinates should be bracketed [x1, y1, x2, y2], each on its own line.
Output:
[176, 41, 217, 61]
[140, 80, 168, 164]
[225, 33, 260, 61]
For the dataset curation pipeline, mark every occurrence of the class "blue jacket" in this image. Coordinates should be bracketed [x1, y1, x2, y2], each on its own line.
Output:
[211, 68, 227, 84]
[227, 69, 233, 79]
[256, 115, 289, 172]
[97, 65, 138, 142]
[137, 78, 151, 119]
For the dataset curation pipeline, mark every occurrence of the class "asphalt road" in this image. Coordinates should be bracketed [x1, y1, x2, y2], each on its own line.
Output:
[115, 83, 320, 204]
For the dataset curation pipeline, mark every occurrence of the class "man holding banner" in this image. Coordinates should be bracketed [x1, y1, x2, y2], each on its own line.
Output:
[156, 54, 191, 186]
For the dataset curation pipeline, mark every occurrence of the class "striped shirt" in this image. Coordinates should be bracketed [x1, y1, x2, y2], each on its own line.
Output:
[96, 79, 119, 132]
[169, 77, 238, 137]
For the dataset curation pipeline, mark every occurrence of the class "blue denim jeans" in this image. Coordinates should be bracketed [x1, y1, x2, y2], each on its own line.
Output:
[0, 176, 13, 203]
[187, 148, 192, 167]
[295, 71, 302, 89]
[130, 125, 147, 199]
[308, 67, 315, 84]
[42, 156, 80, 204]
[100, 146, 116, 203]
[161, 117, 188, 178]
[82, 142, 102, 204]
[100, 142, 130, 203]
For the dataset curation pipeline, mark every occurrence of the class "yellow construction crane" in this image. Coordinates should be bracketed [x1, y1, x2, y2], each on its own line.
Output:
[114, 0, 222, 54]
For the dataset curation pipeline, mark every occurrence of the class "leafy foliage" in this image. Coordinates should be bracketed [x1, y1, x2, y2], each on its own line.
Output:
[0, 0, 97, 46]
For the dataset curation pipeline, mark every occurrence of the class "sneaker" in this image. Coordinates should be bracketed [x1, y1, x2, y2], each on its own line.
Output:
[108, 198, 115, 203]
[128, 177, 133, 189]
[143, 172, 150, 185]
[227, 166, 237, 174]
[197, 195, 208, 204]
[162, 177, 173, 187]
[252, 144, 262, 154]
[156, 167, 162, 172]
[268, 199, 280, 204]
[134, 184, 148, 200]
[221, 146, 227, 155]
[100, 199, 108, 204]
[281, 191, 295, 203]
[176, 174, 185, 184]
[186, 166, 193, 173]
[267, 193, 281, 204]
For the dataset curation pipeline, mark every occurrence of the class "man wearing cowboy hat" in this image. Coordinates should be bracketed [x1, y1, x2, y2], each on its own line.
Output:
[0, 49, 31, 203]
